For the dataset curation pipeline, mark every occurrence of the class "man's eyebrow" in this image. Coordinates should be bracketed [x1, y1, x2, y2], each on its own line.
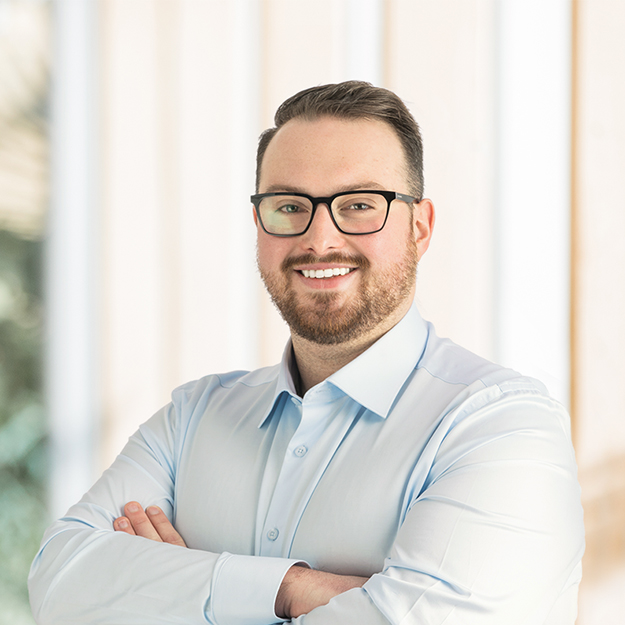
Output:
[262, 185, 307, 194]
[262, 182, 387, 194]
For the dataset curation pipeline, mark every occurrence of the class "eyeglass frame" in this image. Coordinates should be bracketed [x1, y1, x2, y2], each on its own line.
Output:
[251, 189, 420, 237]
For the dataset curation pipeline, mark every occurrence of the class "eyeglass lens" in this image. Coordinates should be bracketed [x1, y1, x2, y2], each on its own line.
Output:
[258, 192, 389, 235]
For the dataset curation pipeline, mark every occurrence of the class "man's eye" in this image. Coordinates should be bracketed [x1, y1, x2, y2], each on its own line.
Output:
[278, 204, 303, 214]
[335, 194, 384, 213]
[337, 202, 374, 213]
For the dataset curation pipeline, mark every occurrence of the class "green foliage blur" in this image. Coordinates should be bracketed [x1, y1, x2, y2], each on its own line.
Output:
[0, 2, 50, 623]
[0, 230, 47, 624]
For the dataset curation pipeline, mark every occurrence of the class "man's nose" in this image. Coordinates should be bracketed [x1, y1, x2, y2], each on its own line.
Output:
[299, 203, 345, 255]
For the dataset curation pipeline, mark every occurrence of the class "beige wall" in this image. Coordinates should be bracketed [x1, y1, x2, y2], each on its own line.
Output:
[573, 0, 625, 620]
[93, 1, 625, 621]
[100, 0, 267, 458]
[387, 0, 497, 360]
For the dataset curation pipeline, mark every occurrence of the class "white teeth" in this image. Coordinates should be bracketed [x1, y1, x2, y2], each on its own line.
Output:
[301, 267, 352, 279]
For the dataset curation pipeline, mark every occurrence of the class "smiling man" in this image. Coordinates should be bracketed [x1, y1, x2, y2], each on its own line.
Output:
[29, 82, 584, 625]
[254, 113, 431, 392]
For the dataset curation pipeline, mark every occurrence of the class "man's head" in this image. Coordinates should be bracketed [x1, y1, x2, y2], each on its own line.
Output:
[254, 82, 434, 348]
[256, 81, 424, 199]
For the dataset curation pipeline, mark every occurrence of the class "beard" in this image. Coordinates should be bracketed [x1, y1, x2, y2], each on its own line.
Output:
[258, 233, 419, 345]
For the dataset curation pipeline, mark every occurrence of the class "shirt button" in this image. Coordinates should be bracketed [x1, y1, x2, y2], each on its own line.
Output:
[294, 445, 308, 457]
[267, 528, 279, 541]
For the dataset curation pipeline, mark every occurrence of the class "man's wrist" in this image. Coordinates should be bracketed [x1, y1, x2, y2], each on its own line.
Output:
[275, 563, 308, 619]
[275, 565, 369, 619]
[209, 554, 309, 625]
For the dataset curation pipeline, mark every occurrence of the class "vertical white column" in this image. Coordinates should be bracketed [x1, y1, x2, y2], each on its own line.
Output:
[47, 0, 98, 518]
[496, 0, 571, 406]
[227, 0, 262, 369]
[346, 0, 384, 85]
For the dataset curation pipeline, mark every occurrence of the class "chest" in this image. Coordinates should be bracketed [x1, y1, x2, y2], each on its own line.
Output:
[174, 407, 435, 578]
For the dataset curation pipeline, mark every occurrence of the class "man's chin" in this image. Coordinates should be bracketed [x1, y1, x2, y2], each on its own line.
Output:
[290, 319, 361, 345]
[280, 297, 370, 345]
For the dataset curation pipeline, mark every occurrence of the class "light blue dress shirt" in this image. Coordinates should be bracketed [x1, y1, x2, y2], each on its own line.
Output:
[29, 305, 584, 624]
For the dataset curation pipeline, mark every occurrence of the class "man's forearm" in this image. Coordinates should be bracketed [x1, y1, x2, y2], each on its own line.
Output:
[274, 565, 368, 619]
[29, 519, 224, 625]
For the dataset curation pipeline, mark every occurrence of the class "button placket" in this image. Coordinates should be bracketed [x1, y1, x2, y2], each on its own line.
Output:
[259, 402, 315, 556]
[259, 390, 355, 558]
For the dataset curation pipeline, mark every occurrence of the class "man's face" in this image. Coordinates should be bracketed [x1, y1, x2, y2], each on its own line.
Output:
[255, 116, 433, 345]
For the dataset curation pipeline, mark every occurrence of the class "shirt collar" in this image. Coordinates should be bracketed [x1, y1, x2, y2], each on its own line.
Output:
[257, 341, 299, 427]
[327, 303, 428, 418]
[258, 303, 428, 426]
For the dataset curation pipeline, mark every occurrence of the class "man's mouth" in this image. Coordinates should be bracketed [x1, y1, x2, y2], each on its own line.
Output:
[300, 267, 354, 279]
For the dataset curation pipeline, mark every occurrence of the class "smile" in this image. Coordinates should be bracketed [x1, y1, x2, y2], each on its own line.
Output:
[300, 267, 353, 279]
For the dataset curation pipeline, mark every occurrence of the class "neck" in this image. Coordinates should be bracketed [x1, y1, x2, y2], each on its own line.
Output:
[290, 303, 412, 395]
[290, 336, 371, 395]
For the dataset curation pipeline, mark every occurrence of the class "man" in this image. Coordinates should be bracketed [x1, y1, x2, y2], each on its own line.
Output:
[29, 81, 584, 624]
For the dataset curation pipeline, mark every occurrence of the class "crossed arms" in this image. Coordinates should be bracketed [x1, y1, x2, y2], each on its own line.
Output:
[28, 383, 584, 624]
[113, 501, 367, 619]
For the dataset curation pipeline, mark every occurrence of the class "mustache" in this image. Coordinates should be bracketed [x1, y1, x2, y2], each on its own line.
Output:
[281, 252, 370, 272]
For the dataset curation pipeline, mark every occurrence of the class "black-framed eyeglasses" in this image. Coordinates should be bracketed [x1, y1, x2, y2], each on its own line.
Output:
[251, 190, 419, 237]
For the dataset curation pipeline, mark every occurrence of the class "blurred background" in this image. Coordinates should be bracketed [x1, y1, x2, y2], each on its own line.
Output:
[0, 0, 623, 623]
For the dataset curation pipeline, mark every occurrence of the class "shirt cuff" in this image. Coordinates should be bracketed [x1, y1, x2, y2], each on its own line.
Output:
[209, 553, 310, 625]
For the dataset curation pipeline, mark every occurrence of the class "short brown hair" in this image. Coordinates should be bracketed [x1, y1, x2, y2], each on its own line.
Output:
[255, 81, 424, 198]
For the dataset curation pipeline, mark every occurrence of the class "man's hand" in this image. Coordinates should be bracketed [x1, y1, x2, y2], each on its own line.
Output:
[275, 564, 368, 619]
[113, 502, 187, 547]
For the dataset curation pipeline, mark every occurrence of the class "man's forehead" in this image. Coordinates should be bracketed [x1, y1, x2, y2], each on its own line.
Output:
[259, 116, 408, 191]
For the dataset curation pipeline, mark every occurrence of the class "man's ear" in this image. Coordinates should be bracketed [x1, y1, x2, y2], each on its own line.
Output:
[413, 199, 435, 260]
[252, 205, 258, 226]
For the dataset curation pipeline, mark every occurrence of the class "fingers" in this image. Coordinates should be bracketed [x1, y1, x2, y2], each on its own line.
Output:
[144, 505, 187, 547]
[113, 502, 186, 547]
[113, 516, 136, 535]
[121, 502, 164, 542]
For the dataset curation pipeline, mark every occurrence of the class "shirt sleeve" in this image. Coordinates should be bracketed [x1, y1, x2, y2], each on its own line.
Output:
[27, 401, 303, 625]
[291, 390, 585, 624]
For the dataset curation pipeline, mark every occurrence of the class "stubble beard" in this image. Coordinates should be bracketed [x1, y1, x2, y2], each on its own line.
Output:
[259, 234, 419, 346]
